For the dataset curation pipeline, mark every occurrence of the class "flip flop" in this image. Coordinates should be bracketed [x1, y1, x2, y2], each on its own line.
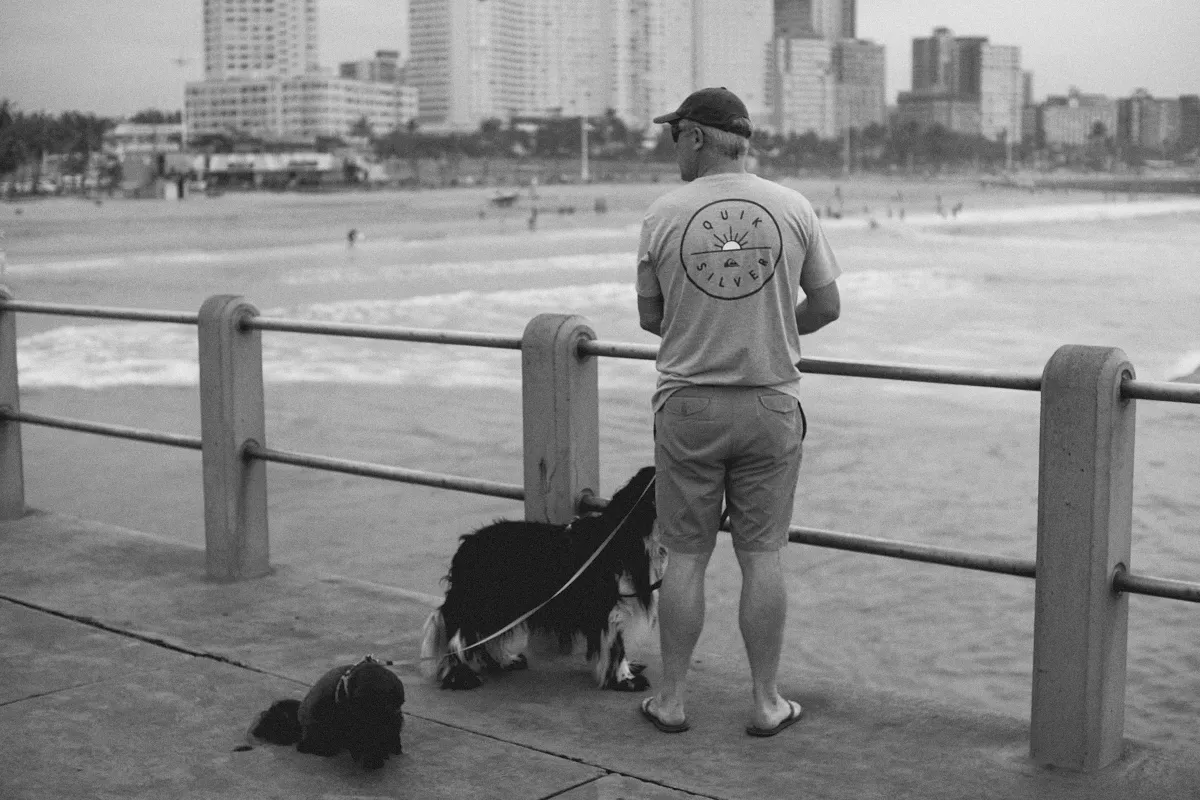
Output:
[745, 699, 804, 737]
[640, 696, 690, 733]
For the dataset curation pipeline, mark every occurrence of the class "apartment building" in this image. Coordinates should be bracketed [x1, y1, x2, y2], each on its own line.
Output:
[898, 27, 1022, 141]
[203, 0, 319, 81]
[186, 75, 417, 140]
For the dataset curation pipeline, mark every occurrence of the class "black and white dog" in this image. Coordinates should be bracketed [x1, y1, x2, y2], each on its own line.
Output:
[420, 466, 662, 691]
[248, 655, 405, 769]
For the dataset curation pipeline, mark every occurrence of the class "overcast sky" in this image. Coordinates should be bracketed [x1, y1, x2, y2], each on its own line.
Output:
[1, 0, 1196, 117]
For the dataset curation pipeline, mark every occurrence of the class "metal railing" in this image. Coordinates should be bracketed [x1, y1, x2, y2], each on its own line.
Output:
[2, 287, 1199, 772]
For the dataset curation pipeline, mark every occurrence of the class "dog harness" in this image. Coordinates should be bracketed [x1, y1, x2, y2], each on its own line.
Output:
[335, 654, 381, 703]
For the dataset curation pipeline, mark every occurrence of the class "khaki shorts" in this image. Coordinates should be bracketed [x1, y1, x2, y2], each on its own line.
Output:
[653, 386, 805, 554]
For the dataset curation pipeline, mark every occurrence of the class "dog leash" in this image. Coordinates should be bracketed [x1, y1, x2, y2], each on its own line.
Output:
[377, 477, 658, 671]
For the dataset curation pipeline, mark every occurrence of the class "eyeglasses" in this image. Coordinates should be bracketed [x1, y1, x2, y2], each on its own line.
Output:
[670, 120, 687, 143]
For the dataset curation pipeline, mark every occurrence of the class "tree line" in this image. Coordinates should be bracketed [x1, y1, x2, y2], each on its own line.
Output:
[0, 101, 184, 179]
[3, 96, 1092, 182]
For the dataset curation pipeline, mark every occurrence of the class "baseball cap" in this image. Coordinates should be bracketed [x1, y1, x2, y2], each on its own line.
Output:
[653, 87, 752, 137]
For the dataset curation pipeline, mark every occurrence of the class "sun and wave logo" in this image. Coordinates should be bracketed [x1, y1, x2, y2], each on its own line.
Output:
[678, 198, 783, 300]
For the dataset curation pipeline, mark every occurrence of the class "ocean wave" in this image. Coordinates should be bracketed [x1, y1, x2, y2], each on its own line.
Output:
[1167, 351, 1200, 383]
[15, 262, 1181, 389]
[279, 251, 633, 286]
[15, 282, 652, 389]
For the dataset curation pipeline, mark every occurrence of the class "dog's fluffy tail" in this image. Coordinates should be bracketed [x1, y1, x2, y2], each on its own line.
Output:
[420, 610, 448, 681]
[248, 699, 302, 745]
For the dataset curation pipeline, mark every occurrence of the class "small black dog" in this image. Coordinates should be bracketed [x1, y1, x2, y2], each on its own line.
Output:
[249, 655, 405, 769]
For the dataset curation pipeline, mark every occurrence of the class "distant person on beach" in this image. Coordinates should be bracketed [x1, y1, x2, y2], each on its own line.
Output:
[635, 87, 841, 737]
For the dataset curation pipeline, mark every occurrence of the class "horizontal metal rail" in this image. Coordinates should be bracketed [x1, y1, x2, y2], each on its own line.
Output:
[581, 340, 1043, 392]
[1114, 569, 1200, 603]
[0, 407, 202, 450]
[582, 340, 1199, 405]
[243, 442, 524, 501]
[3, 406, 1197, 602]
[1123, 379, 1200, 405]
[1, 302, 1193, 404]
[0, 300, 198, 325]
[787, 525, 1037, 577]
[797, 357, 1043, 392]
[245, 316, 523, 349]
[580, 340, 657, 360]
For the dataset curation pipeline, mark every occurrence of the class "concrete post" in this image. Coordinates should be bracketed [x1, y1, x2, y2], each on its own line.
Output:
[1031, 345, 1135, 770]
[198, 295, 269, 580]
[0, 286, 25, 520]
[521, 314, 599, 524]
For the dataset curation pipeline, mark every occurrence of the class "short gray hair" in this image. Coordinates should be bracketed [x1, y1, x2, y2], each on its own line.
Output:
[695, 122, 749, 160]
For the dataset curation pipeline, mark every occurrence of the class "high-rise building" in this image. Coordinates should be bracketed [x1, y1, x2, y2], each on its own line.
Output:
[775, 0, 854, 40]
[624, 0, 695, 128]
[972, 43, 1020, 142]
[409, 0, 623, 129]
[899, 28, 1022, 141]
[408, 0, 873, 132]
[774, 0, 815, 38]
[190, 0, 414, 141]
[202, 0, 320, 81]
[770, 37, 836, 136]
[834, 39, 885, 132]
[693, 0, 773, 121]
[770, 0, 877, 137]
[911, 27, 957, 96]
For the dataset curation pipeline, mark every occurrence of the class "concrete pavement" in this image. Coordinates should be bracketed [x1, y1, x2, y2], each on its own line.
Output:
[3, 510, 1200, 799]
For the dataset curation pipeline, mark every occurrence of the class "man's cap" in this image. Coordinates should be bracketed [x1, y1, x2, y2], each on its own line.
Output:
[653, 87, 752, 137]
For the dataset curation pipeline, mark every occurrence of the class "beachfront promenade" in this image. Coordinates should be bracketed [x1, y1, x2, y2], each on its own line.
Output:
[5, 512, 1200, 800]
[4, 290, 1200, 797]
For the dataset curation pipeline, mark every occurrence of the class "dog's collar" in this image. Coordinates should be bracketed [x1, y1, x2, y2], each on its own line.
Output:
[335, 654, 380, 703]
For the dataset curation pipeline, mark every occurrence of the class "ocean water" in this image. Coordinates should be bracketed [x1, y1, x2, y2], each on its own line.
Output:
[5, 193, 1200, 750]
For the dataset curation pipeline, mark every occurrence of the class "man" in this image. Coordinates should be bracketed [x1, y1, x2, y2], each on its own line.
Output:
[635, 87, 841, 736]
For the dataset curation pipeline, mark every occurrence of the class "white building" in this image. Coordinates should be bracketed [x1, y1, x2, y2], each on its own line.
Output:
[1043, 90, 1119, 147]
[693, 0, 773, 122]
[103, 123, 184, 156]
[408, 0, 782, 132]
[186, 76, 417, 140]
[770, 37, 836, 137]
[834, 39, 885, 132]
[979, 43, 1022, 143]
[203, 0, 320, 81]
[191, 0, 416, 142]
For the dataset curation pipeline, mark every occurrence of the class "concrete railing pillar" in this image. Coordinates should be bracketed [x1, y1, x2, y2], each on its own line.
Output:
[0, 286, 25, 520]
[198, 295, 269, 581]
[1031, 345, 1136, 771]
[521, 314, 599, 524]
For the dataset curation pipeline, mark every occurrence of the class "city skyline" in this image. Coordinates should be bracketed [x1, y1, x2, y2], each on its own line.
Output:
[1, 0, 1196, 118]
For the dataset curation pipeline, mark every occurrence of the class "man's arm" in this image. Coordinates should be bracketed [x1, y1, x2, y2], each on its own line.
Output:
[638, 294, 664, 337]
[794, 280, 840, 334]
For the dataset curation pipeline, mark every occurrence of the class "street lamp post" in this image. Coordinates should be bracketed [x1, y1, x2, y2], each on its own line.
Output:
[580, 112, 589, 183]
[576, 89, 591, 183]
[173, 54, 193, 154]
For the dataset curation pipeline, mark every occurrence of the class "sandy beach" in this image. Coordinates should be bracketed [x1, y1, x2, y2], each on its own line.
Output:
[3, 176, 1200, 749]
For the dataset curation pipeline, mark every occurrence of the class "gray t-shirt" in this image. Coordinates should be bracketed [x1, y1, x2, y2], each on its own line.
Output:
[636, 172, 841, 409]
